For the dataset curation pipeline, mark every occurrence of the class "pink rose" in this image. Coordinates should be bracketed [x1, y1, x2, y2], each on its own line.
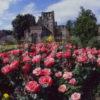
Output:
[32, 67, 41, 76]
[58, 84, 68, 93]
[25, 81, 40, 93]
[63, 72, 73, 80]
[56, 52, 63, 59]
[10, 49, 23, 55]
[32, 55, 41, 64]
[10, 60, 19, 70]
[40, 47, 47, 52]
[39, 76, 53, 87]
[97, 58, 100, 66]
[3, 57, 9, 64]
[22, 63, 31, 74]
[63, 50, 71, 58]
[1, 65, 11, 75]
[91, 48, 98, 55]
[71, 92, 81, 100]
[55, 71, 62, 78]
[0, 53, 8, 58]
[69, 78, 77, 85]
[41, 68, 51, 76]
[44, 57, 55, 67]
[23, 56, 31, 63]
[77, 55, 87, 63]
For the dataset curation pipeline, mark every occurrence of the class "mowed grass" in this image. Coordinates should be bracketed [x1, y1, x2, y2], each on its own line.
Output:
[0, 44, 18, 52]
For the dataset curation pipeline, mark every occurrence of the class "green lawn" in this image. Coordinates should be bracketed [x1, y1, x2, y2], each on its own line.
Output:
[0, 44, 18, 52]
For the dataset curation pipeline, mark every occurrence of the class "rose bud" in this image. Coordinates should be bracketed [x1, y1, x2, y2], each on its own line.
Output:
[25, 81, 40, 93]
[71, 92, 81, 100]
[58, 84, 68, 93]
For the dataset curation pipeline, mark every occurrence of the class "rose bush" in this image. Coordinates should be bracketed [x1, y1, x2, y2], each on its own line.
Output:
[0, 42, 100, 100]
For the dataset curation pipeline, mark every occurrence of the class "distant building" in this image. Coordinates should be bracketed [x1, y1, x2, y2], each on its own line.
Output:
[24, 11, 69, 43]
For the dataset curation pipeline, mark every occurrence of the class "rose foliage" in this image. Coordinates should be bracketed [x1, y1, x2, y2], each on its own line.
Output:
[0, 42, 100, 100]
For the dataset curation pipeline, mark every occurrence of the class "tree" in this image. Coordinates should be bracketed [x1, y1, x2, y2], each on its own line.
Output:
[66, 20, 74, 34]
[74, 7, 98, 46]
[12, 14, 36, 39]
[2, 30, 13, 35]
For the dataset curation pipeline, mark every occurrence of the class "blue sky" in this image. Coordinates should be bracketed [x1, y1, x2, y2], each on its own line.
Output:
[0, 0, 100, 30]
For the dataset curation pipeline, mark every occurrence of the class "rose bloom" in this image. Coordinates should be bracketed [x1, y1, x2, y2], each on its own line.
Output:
[88, 53, 95, 61]
[40, 47, 47, 53]
[55, 71, 62, 78]
[91, 48, 98, 55]
[25, 81, 40, 93]
[39, 76, 53, 87]
[69, 78, 77, 85]
[63, 50, 71, 58]
[22, 63, 31, 74]
[97, 58, 100, 66]
[0, 52, 9, 58]
[41, 68, 51, 76]
[77, 55, 87, 63]
[56, 52, 63, 59]
[23, 56, 31, 63]
[29, 52, 36, 57]
[10, 60, 19, 70]
[32, 55, 41, 64]
[44, 57, 55, 67]
[71, 92, 81, 100]
[1, 65, 11, 75]
[63, 72, 73, 80]
[58, 84, 68, 93]
[10, 49, 23, 55]
[3, 57, 9, 64]
[32, 67, 41, 76]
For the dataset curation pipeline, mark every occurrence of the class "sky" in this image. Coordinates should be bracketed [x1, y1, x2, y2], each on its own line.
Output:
[0, 0, 100, 30]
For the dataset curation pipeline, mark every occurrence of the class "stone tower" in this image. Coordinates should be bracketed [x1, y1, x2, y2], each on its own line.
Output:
[41, 11, 55, 34]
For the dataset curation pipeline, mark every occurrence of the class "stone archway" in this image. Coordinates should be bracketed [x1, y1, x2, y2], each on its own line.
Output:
[31, 33, 38, 43]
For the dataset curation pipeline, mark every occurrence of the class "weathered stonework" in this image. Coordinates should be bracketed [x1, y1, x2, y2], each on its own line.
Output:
[24, 11, 69, 43]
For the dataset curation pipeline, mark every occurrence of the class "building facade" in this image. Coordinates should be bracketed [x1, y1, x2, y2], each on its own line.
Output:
[24, 11, 69, 43]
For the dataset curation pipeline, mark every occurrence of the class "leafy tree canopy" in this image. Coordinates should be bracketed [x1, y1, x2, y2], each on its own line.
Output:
[12, 14, 36, 39]
[74, 7, 98, 45]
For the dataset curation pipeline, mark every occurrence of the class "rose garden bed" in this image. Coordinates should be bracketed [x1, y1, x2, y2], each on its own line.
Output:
[0, 42, 100, 100]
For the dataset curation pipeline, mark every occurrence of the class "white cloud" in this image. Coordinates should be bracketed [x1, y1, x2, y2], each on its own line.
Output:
[0, 12, 16, 30]
[0, 0, 21, 30]
[0, 0, 20, 15]
[46, 0, 100, 24]
[21, 3, 41, 21]
[22, 3, 36, 14]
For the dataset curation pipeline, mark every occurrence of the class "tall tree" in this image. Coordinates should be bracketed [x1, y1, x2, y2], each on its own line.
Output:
[12, 14, 36, 39]
[74, 7, 98, 46]
[66, 20, 74, 34]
